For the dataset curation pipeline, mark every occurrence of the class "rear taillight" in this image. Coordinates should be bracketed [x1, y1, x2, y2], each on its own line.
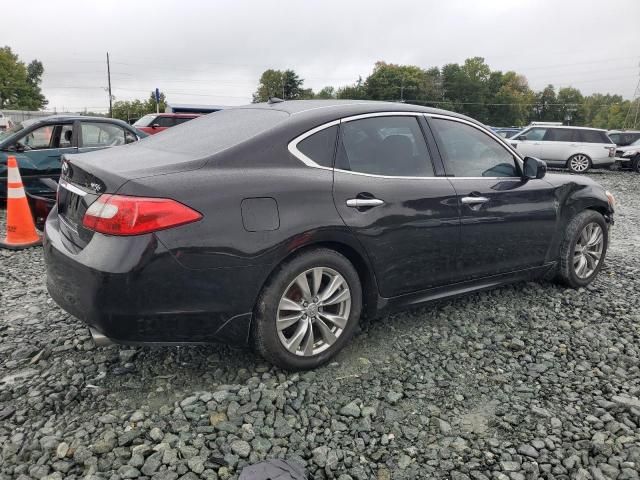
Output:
[82, 194, 202, 236]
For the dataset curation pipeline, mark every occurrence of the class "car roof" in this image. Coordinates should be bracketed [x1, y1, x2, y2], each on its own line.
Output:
[608, 129, 640, 133]
[231, 100, 480, 126]
[28, 115, 132, 125]
[526, 124, 607, 132]
[152, 113, 201, 117]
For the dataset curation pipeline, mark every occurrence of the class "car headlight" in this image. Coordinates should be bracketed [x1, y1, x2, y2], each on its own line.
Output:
[605, 190, 616, 209]
[622, 150, 638, 157]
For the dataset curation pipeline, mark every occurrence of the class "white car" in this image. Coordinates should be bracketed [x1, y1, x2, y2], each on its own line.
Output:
[615, 138, 640, 172]
[510, 125, 616, 173]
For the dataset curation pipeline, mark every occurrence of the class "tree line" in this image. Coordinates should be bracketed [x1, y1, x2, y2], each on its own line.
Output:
[253, 58, 639, 129]
[0, 46, 47, 110]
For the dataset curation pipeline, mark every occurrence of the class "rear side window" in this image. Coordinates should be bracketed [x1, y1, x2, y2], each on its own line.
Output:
[543, 129, 576, 142]
[296, 125, 337, 167]
[336, 116, 434, 177]
[81, 122, 127, 147]
[578, 130, 608, 143]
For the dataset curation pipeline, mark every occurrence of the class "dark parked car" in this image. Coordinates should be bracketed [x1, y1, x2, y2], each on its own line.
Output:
[0, 115, 146, 199]
[44, 101, 615, 370]
[133, 113, 201, 135]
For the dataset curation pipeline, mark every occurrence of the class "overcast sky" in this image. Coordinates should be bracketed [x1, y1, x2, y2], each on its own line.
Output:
[3, 0, 639, 113]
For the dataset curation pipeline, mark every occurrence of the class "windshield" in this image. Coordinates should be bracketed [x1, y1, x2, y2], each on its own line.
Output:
[133, 114, 157, 127]
[631, 138, 640, 147]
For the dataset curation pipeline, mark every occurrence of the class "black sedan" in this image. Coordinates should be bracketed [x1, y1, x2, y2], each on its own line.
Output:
[44, 101, 615, 370]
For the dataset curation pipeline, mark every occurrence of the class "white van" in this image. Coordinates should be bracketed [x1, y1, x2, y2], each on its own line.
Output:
[510, 125, 616, 173]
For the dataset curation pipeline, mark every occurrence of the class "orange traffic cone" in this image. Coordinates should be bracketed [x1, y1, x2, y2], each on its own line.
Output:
[1, 156, 42, 249]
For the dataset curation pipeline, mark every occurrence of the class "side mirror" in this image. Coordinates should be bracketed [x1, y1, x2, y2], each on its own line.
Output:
[517, 135, 527, 141]
[151, 123, 159, 129]
[14, 142, 25, 152]
[523, 156, 547, 180]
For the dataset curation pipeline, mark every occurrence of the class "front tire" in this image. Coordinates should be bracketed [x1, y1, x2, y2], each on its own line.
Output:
[567, 154, 591, 173]
[253, 248, 362, 370]
[631, 155, 640, 173]
[556, 210, 608, 288]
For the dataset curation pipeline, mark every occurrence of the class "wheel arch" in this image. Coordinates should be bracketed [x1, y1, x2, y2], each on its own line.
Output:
[566, 152, 592, 170]
[259, 236, 380, 320]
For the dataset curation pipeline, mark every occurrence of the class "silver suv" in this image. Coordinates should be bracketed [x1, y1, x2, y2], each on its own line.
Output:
[510, 125, 616, 173]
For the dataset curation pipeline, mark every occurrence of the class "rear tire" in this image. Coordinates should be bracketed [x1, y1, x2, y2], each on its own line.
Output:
[253, 248, 362, 370]
[567, 154, 591, 174]
[555, 210, 608, 288]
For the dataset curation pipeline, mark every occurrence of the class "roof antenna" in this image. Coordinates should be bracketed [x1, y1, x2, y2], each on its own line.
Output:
[268, 97, 284, 104]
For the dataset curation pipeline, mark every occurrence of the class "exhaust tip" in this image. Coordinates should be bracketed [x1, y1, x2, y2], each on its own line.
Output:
[89, 327, 114, 347]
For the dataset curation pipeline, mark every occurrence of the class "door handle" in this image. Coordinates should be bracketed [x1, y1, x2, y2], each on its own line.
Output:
[461, 196, 489, 205]
[346, 198, 385, 208]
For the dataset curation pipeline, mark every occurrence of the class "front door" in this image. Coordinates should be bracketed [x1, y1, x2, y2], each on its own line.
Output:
[13, 122, 77, 194]
[512, 127, 546, 159]
[427, 116, 558, 280]
[332, 114, 460, 298]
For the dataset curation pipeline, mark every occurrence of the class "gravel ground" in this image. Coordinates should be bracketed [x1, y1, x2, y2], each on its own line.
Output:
[1, 171, 639, 480]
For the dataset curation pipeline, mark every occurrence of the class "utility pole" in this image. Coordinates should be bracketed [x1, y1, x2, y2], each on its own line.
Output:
[623, 61, 640, 129]
[106, 52, 113, 118]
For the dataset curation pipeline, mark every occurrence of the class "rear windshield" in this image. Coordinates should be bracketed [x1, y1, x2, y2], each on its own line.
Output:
[136, 108, 289, 156]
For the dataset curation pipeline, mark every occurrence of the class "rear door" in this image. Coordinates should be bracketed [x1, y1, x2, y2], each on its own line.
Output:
[427, 115, 557, 280]
[539, 127, 577, 163]
[330, 113, 461, 298]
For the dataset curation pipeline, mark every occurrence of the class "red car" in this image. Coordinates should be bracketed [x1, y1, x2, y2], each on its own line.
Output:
[133, 113, 200, 135]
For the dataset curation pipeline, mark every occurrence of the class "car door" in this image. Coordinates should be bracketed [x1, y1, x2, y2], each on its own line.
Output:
[539, 128, 577, 163]
[330, 113, 461, 298]
[11, 122, 77, 193]
[427, 115, 557, 280]
[512, 127, 546, 159]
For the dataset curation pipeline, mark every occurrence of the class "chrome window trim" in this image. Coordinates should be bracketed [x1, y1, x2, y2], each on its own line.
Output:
[287, 111, 527, 181]
[58, 178, 87, 197]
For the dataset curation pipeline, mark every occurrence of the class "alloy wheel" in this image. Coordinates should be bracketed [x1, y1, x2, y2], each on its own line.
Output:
[573, 222, 604, 279]
[276, 267, 351, 356]
[569, 155, 590, 173]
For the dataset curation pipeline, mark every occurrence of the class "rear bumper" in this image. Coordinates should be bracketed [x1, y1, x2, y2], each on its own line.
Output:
[43, 210, 263, 346]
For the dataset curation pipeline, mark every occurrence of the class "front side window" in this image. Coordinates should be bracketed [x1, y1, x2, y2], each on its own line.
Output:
[544, 128, 576, 142]
[81, 122, 126, 148]
[297, 125, 338, 168]
[430, 118, 518, 178]
[520, 127, 547, 141]
[336, 116, 434, 177]
[18, 124, 57, 150]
